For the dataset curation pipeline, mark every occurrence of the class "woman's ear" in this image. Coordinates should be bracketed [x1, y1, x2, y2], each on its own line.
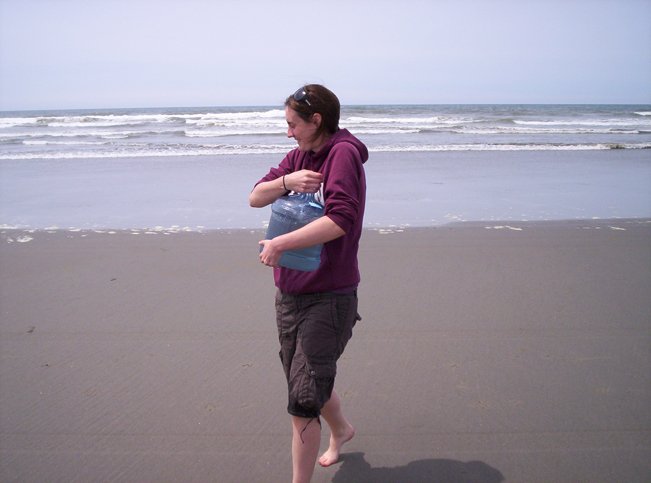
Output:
[311, 112, 322, 128]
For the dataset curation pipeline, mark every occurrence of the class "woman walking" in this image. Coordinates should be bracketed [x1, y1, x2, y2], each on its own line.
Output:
[250, 84, 368, 482]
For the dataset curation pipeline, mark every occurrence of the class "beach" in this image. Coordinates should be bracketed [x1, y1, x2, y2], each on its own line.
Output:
[1, 220, 649, 482]
[1, 103, 650, 481]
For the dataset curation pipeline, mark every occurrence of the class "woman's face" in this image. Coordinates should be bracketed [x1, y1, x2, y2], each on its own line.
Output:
[285, 106, 323, 152]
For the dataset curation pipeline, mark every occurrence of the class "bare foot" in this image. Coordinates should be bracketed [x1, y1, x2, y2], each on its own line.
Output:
[318, 424, 354, 467]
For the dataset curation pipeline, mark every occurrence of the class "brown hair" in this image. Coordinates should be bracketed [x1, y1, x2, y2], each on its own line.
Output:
[285, 84, 340, 141]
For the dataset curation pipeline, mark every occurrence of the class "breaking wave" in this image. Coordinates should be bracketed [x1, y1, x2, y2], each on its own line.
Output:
[2, 104, 649, 159]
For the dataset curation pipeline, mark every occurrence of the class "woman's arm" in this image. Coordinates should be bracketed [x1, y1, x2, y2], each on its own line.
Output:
[249, 169, 324, 208]
[249, 176, 287, 208]
[258, 215, 345, 267]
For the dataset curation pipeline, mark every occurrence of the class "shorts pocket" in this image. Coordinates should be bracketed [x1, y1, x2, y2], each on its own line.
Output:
[297, 358, 336, 412]
[306, 358, 336, 379]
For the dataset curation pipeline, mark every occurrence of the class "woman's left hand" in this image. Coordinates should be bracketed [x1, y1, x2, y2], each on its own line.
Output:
[259, 238, 283, 267]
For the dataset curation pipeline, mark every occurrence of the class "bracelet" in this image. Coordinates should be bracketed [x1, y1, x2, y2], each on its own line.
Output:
[282, 175, 288, 191]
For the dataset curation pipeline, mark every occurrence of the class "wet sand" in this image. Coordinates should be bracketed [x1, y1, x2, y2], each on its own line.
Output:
[1, 220, 650, 482]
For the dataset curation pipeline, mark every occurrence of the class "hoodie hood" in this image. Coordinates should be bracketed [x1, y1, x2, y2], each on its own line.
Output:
[309, 128, 369, 167]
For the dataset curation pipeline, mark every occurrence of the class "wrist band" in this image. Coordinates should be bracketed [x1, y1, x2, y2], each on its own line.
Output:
[283, 175, 288, 191]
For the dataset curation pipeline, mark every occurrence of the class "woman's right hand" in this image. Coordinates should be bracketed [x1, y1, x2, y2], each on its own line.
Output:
[284, 169, 323, 194]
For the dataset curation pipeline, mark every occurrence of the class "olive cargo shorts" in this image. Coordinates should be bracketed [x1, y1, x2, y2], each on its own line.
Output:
[275, 289, 360, 419]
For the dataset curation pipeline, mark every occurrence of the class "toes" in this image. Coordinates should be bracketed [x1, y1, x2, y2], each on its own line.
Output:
[318, 454, 336, 467]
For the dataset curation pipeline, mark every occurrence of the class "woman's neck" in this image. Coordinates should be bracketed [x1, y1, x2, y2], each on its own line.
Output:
[310, 134, 331, 153]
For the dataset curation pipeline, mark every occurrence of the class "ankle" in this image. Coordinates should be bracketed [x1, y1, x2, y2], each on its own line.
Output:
[331, 422, 354, 438]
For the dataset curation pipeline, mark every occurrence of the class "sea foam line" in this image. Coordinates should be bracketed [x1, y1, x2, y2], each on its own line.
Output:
[514, 119, 651, 126]
[1, 142, 649, 160]
[0, 110, 287, 129]
[369, 143, 651, 152]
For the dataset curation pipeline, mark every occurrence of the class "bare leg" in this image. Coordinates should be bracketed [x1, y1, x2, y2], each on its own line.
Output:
[291, 416, 321, 483]
[318, 389, 355, 467]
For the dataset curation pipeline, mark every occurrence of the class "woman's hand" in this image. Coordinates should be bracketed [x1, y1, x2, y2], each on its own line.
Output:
[258, 216, 345, 269]
[284, 169, 323, 194]
[258, 238, 283, 267]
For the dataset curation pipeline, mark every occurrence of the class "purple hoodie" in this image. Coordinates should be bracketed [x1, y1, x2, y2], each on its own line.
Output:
[256, 129, 369, 294]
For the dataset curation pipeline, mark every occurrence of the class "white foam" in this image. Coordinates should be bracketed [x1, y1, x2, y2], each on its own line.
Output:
[514, 119, 651, 127]
[3, 129, 147, 139]
[0, 109, 286, 130]
[184, 128, 284, 137]
[0, 117, 42, 128]
[0, 144, 292, 159]
[342, 116, 473, 125]
[455, 125, 642, 135]
[485, 226, 523, 231]
[2, 141, 649, 160]
[23, 140, 108, 146]
[368, 143, 651, 153]
[349, 128, 421, 135]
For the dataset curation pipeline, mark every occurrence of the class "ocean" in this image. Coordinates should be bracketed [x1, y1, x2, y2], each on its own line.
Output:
[1, 104, 650, 230]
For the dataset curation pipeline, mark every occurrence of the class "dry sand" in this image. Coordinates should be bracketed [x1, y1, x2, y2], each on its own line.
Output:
[1, 220, 650, 482]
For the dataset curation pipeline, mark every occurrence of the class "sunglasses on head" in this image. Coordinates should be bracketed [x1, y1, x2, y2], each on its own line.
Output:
[293, 87, 311, 106]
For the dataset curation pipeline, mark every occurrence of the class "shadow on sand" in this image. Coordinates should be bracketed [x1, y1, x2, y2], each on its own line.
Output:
[331, 452, 504, 483]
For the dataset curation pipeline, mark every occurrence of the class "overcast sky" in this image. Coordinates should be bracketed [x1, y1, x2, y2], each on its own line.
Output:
[1, 0, 649, 110]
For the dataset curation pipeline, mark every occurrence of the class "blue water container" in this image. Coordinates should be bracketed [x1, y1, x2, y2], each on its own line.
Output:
[263, 193, 325, 271]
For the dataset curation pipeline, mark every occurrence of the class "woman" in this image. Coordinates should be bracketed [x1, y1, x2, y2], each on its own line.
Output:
[250, 84, 368, 483]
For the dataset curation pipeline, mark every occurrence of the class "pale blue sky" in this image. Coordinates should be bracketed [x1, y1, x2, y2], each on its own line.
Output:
[1, 0, 649, 110]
